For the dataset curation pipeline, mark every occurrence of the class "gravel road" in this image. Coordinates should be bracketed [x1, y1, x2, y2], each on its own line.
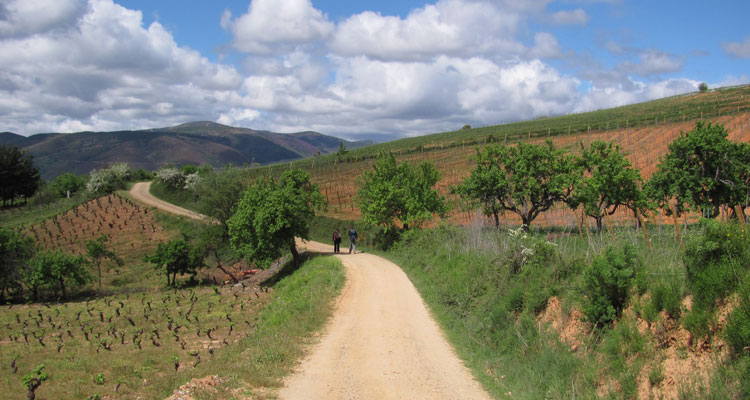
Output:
[129, 182, 490, 399]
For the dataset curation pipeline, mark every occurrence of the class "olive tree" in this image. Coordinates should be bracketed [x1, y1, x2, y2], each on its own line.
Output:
[228, 168, 325, 267]
[144, 239, 204, 286]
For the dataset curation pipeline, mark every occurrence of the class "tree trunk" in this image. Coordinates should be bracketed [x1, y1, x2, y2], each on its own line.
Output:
[97, 261, 102, 289]
[215, 258, 239, 283]
[595, 216, 603, 232]
[493, 212, 500, 229]
[290, 243, 299, 266]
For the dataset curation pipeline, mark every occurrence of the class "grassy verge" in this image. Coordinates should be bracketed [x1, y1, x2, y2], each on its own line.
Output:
[0, 192, 91, 228]
[0, 255, 345, 399]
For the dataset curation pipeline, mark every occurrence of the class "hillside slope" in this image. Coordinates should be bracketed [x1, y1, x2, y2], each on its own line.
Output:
[255, 85, 750, 225]
[1, 121, 372, 179]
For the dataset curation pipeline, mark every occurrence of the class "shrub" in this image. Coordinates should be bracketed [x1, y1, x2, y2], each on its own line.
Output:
[725, 278, 750, 355]
[86, 163, 130, 194]
[651, 279, 683, 319]
[683, 220, 748, 311]
[699, 82, 708, 92]
[583, 244, 638, 327]
[506, 286, 524, 312]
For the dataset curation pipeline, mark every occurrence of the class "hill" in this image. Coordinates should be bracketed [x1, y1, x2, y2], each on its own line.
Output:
[0, 121, 372, 179]
[253, 85, 750, 224]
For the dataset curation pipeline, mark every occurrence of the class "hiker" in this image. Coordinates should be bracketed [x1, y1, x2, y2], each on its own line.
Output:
[332, 229, 341, 253]
[348, 226, 358, 254]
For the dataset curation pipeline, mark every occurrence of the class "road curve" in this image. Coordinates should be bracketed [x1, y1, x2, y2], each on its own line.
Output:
[280, 239, 491, 400]
[127, 184, 490, 399]
[128, 182, 206, 221]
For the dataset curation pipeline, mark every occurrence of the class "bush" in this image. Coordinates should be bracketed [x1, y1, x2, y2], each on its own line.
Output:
[684, 220, 748, 311]
[86, 163, 130, 194]
[583, 244, 638, 327]
[506, 286, 524, 312]
[725, 279, 750, 355]
[651, 279, 683, 319]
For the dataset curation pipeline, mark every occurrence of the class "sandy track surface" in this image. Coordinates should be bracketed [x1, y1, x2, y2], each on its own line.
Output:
[127, 186, 489, 399]
[129, 182, 206, 220]
[280, 240, 491, 400]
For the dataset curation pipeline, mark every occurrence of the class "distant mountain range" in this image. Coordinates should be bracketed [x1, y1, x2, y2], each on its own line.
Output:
[0, 121, 373, 179]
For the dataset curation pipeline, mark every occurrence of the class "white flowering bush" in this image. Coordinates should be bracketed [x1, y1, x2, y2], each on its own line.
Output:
[505, 225, 557, 274]
[86, 163, 131, 194]
[155, 167, 186, 190]
[183, 172, 202, 192]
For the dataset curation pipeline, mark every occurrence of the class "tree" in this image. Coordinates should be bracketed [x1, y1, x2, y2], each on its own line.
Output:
[86, 235, 123, 289]
[0, 145, 40, 206]
[336, 141, 349, 162]
[645, 121, 748, 217]
[24, 251, 90, 299]
[0, 228, 34, 301]
[454, 141, 576, 229]
[50, 172, 86, 198]
[357, 152, 447, 231]
[144, 239, 204, 286]
[698, 82, 708, 92]
[228, 168, 325, 267]
[195, 165, 247, 234]
[86, 163, 130, 194]
[569, 141, 645, 231]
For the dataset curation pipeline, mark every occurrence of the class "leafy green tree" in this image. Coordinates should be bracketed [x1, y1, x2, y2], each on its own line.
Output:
[195, 165, 247, 234]
[0, 145, 40, 206]
[569, 141, 645, 231]
[144, 239, 204, 286]
[357, 152, 447, 231]
[0, 228, 34, 301]
[24, 251, 90, 299]
[50, 172, 86, 198]
[583, 244, 638, 327]
[86, 235, 123, 289]
[454, 141, 576, 229]
[228, 168, 325, 267]
[645, 121, 749, 217]
[336, 141, 348, 162]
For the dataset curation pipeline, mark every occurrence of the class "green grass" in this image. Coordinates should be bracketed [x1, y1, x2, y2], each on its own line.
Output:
[0, 255, 345, 399]
[0, 192, 91, 228]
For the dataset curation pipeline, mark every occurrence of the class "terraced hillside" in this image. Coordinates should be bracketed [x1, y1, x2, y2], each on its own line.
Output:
[255, 85, 750, 227]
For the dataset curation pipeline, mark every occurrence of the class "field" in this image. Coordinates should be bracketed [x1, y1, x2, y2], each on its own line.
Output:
[0, 191, 346, 399]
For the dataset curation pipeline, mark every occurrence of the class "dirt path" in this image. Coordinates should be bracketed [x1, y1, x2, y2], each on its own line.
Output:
[128, 185, 490, 399]
[281, 240, 491, 400]
[128, 182, 206, 220]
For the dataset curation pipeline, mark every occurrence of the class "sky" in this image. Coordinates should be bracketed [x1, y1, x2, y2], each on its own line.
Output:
[1, 0, 749, 142]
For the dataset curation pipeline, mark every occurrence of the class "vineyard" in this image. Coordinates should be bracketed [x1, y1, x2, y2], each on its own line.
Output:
[0, 281, 272, 399]
[249, 85, 750, 228]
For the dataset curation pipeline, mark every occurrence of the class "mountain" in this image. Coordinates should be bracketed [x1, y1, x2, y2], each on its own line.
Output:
[0, 122, 373, 179]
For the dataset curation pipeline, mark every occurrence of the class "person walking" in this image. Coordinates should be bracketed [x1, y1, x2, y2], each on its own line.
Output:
[333, 229, 341, 253]
[348, 226, 358, 254]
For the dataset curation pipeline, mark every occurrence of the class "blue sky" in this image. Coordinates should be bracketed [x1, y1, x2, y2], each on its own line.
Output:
[1, 0, 749, 141]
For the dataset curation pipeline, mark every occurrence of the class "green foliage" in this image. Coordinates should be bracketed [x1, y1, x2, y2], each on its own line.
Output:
[699, 82, 708, 92]
[725, 278, 750, 355]
[0, 228, 34, 301]
[86, 235, 123, 289]
[22, 363, 47, 399]
[645, 121, 750, 217]
[144, 239, 204, 286]
[570, 141, 645, 231]
[93, 373, 106, 385]
[454, 141, 576, 228]
[0, 145, 41, 206]
[24, 251, 90, 299]
[195, 165, 247, 231]
[228, 168, 325, 267]
[650, 279, 683, 318]
[583, 244, 638, 327]
[357, 152, 446, 232]
[683, 220, 748, 312]
[49, 172, 86, 198]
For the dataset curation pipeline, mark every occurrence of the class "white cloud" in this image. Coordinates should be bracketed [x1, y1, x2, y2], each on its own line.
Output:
[722, 37, 750, 59]
[528, 32, 562, 59]
[225, 0, 333, 54]
[617, 50, 683, 77]
[0, 0, 87, 38]
[547, 9, 589, 25]
[329, 0, 525, 61]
